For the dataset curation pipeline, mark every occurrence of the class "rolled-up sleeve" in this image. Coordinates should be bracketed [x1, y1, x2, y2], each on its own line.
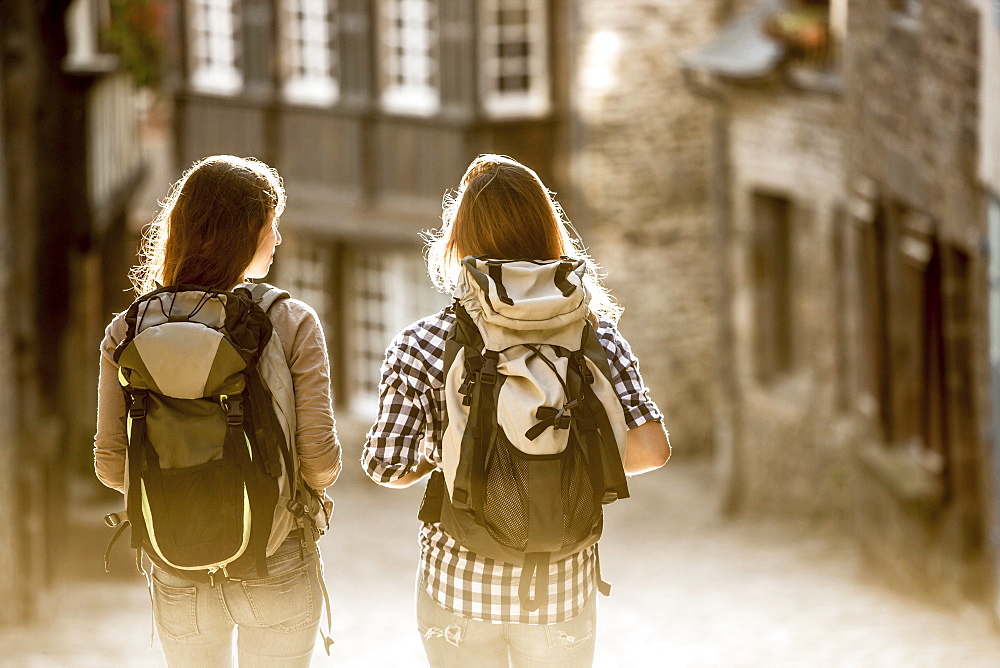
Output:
[362, 311, 450, 483]
[273, 300, 342, 491]
[598, 319, 664, 430]
[362, 336, 429, 483]
[94, 316, 128, 493]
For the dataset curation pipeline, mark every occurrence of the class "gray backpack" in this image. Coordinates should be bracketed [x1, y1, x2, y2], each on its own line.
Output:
[103, 283, 330, 583]
[419, 257, 630, 611]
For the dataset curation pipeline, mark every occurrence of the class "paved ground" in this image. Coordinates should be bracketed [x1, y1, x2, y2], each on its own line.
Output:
[4, 440, 1000, 666]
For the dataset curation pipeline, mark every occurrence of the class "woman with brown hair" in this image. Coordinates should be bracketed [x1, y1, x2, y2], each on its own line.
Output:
[363, 154, 670, 666]
[94, 155, 340, 666]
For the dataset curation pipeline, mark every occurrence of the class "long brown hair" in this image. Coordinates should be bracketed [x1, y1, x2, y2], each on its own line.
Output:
[425, 154, 621, 321]
[131, 155, 286, 295]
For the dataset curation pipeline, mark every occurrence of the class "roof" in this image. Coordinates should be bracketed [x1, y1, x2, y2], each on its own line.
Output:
[680, 0, 788, 80]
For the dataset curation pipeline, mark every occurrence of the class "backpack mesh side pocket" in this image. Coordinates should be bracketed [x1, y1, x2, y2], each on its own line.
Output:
[561, 433, 600, 544]
[481, 432, 601, 555]
[482, 434, 530, 551]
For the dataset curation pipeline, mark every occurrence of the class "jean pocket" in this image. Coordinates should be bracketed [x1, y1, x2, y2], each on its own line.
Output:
[151, 572, 199, 640]
[542, 601, 595, 653]
[241, 562, 319, 632]
[416, 582, 469, 647]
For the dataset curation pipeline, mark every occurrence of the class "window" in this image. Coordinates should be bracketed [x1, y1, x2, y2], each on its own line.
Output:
[940, 246, 985, 550]
[479, 0, 550, 118]
[275, 237, 341, 403]
[187, 0, 241, 95]
[856, 208, 891, 430]
[832, 207, 851, 411]
[888, 218, 943, 466]
[348, 247, 446, 414]
[751, 192, 794, 383]
[940, 246, 974, 485]
[64, 0, 117, 71]
[379, 0, 439, 115]
[279, 240, 333, 328]
[280, 0, 338, 106]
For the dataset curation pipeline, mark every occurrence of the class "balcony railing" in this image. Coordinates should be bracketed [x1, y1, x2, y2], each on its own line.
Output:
[86, 69, 145, 230]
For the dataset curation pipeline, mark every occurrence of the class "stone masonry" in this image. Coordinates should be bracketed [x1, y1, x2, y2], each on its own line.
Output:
[724, 81, 856, 519]
[572, 0, 725, 454]
[845, 0, 989, 602]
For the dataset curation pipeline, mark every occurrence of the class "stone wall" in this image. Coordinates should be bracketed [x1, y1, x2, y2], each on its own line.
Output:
[725, 84, 856, 519]
[0, 61, 19, 628]
[845, 0, 990, 600]
[847, 0, 981, 247]
[979, 0, 1000, 191]
[572, 0, 723, 454]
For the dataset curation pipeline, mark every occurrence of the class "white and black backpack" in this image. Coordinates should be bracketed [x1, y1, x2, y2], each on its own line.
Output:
[104, 283, 331, 584]
[419, 257, 630, 611]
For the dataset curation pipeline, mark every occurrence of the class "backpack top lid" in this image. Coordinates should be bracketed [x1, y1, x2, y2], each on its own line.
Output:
[117, 289, 259, 401]
[455, 257, 591, 350]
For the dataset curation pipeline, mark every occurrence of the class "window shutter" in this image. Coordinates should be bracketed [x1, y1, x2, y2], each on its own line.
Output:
[339, 0, 373, 106]
[439, 0, 476, 117]
[242, 0, 274, 98]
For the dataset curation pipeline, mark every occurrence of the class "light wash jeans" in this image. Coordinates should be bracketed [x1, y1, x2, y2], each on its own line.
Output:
[416, 579, 597, 667]
[150, 535, 324, 668]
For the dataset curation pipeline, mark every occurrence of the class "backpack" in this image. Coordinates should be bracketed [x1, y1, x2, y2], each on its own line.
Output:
[418, 257, 630, 611]
[103, 283, 331, 584]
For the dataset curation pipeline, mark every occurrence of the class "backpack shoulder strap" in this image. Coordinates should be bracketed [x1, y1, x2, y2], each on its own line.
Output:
[245, 282, 290, 313]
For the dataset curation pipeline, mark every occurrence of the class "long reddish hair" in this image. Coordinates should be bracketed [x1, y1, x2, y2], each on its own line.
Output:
[426, 154, 620, 321]
[131, 155, 285, 294]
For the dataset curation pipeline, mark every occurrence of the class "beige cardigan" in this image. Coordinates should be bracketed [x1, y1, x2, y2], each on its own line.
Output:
[94, 296, 342, 494]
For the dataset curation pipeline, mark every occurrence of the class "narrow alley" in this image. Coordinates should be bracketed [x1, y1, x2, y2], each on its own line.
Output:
[2, 421, 1000, 667]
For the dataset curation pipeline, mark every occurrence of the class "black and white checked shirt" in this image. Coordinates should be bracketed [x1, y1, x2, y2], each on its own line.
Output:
[362, 307, 663, 624]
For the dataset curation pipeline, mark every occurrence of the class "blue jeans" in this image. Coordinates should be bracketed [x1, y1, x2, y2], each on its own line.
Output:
[416, 579, 597, 667]
[151, 535, 324, 668]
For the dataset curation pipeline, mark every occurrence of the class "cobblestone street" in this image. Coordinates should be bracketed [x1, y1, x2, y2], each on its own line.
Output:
[3, 448, 1000, 667]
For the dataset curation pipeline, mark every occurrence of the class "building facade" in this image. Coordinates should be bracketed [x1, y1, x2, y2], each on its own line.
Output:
[569, 0, 723, 456]
[684, 0, 997, 605]
[978, 0, 1000, 615]
[683, 0, 855, 517]
[845, 0, 989, 602]
[0, 0, 145, 625]
[169, 0, 578, 415]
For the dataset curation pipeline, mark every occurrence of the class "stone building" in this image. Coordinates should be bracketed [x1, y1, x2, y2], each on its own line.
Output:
[681, 0, 855, 517]
[681, 0, 997, 606]
[0, 0, 145, 626]
[845, 0, 989, 603]
[164, 0, 726, 449]
[0, 57, 17, 626]
[979, 0, 1000, 613]
[570, 0, 722, 455]
[168, 0, 581, 416]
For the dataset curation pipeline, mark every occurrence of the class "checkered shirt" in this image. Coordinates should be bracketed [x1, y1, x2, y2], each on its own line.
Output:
[362, 306, 663, 624]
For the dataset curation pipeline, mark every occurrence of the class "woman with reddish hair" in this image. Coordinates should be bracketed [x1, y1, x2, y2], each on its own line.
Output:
[364, 154, 670, 666]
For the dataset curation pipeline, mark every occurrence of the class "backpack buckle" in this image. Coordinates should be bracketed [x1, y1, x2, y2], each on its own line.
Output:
[128, 392, 147, 419]
[575, 353, 595, 384]
[557, 399, 579, 430]
[222, 395, 244, 425]
[288, 500, 306, 518]
[458, 372, 477, 405]
[479, 355, 498, 385]
[104, 512, 125, 528]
